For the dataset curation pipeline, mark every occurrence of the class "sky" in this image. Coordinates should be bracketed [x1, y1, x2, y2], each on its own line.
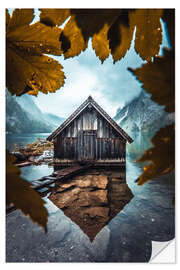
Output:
[34, 37, 144, 118]
[15, 9, 170, 119]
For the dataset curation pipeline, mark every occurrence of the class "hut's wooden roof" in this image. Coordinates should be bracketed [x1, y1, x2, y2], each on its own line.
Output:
[47, 96, 133, 143]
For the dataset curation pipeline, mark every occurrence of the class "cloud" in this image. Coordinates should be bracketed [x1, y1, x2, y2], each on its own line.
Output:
[35, 40, 143, 118]
[34, 19, 171, 118]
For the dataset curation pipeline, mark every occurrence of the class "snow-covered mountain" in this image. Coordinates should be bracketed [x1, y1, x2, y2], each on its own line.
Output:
[114, 90, 174, 135]
[15, 94, 65, 130]
[6, 91, 65, 133]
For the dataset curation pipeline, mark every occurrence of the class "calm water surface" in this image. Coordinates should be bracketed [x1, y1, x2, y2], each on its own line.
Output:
[6, 132, 175, 262]
[6, 133, 51, 151]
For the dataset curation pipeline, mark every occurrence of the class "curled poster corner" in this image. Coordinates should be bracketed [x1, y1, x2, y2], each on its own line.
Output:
[150, 239, 175, 263]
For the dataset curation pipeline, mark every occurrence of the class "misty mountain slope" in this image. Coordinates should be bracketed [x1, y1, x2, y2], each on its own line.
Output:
[15, 94, 45, 122]
[6, 91, 64, 133]
[44, 113, 65, 128]
[6, 91, 53, 133]
[6, 91, 32, 133]
[114, 90, 174, 134]
[15, 94, 64, 129]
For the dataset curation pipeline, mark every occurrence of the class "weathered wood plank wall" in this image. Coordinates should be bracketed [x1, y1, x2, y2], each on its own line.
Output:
[54, 107, 126, 161]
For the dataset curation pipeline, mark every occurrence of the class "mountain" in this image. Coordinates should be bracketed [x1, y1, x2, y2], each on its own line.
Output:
[6, 91, 64, 134]
[15, 94, 65, 129]
[44, 113, 65, 128]
[15, 93, 45, 122]
[114, 90, 174, 135]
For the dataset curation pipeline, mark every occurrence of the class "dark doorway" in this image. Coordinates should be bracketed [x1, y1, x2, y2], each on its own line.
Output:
[78, 130, 97, 161]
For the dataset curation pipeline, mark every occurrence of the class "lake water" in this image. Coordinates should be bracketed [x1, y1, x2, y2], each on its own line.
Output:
[6, 132, 175, 262]
[6, 133, 51, 152]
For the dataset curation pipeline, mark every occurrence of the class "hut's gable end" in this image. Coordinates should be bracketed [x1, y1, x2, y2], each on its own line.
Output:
[57, 107, 126, 140]
[47, 96, 133, 143]
[49, 96, 133, 163]
[54, 107, 126, 161]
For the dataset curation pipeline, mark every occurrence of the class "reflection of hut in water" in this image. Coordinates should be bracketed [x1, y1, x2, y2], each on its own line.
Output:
[49, 169, 133, 242]
[47, 96, 133, 167]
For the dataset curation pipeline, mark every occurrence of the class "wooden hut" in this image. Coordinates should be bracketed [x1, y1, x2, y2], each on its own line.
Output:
[47, 96, 133, 166]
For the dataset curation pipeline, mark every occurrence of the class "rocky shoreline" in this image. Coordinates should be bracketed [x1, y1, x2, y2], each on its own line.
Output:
[12, 138, 54, 167]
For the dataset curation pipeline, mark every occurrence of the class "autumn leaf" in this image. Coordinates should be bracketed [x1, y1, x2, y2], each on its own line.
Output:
[71, 9, 121, 41]
[91, 10, 136, 63]
[92, 23, 111, 63]
[6, 46, 65, 96]
[6, 150, 48, 232]
[59, 14, 88, 59]
[7, 22, 63, 56]
[130, 9, 163, 61]
[108, 10, 135, 63]
[6, 9, 65, 96]
[136, 124, 175, 185]
[92, 10, 135, 63]
[128, 49, 175, 113]
[6, 8, 34, 32]
[40, 8, 70, 27]
[60, 9, 121, 59]
[39, 9, 164, 63]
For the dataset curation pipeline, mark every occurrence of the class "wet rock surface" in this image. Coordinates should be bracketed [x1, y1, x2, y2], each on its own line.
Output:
[6, 162, 175, 262]
[48, 170, 133, 242]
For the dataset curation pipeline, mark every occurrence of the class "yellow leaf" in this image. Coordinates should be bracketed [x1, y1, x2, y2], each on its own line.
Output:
[113, 24, 134, 62]
[60, 9, 121, 59]
[6, 150, 48, 232]
[59, 15, 88, 58]
[136, 124, 175, 185]
[128, 49, 175, 113]
[130, 9, 163, 61]
[7, 9, 34, 33]
[6, 10, 65, 96]
[40, 8, 70, 27]
[71, 9, 121, 41]
[6, 46, 65, 96]
[108, 11, 135, 63]
[7, 22, 63, 56]
[92, 24, 111, 63]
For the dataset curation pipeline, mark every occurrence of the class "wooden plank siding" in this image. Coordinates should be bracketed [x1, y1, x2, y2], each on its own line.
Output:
[54, 107, 126, 162]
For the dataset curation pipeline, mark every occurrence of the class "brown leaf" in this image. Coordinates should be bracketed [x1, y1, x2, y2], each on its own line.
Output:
[136, 124, 175, 185]
[6, 45, 65, 96]
[7, 9, 34, 33]
[59, 14, 88, 58]
[108, 11, 135, 63]
[6, 9, 65, 96]
[113, 23, 134, 62]
[130, 9, 163, 61]
[128, 49, 175, 113]
[7, 22, 62, 56]
[60, 9, 121, 59]
[92, 23, 111, 63]
[92, 10, 135, 63]
[6, 150, 48, 232]
[40, 8, 70, 27]
[71, 9, 121, 41]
